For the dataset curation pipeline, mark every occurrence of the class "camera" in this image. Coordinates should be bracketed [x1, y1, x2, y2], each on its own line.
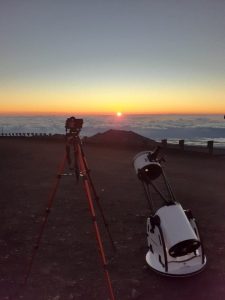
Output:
[65, 117, 83, 135]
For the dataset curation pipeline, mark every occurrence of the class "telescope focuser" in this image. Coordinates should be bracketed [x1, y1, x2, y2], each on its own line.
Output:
[148, 146, 161, 162]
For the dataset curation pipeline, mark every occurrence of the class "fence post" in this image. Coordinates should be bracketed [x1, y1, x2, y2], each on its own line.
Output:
[179, 139, 185, 150]
[207, 140, 214, 155]
[161, 139, 167, 148]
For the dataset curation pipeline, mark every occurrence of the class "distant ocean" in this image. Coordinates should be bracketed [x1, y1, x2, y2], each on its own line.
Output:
[0, 114, 225, 148]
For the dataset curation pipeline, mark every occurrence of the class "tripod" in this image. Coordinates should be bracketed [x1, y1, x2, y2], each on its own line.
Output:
[23, 117, 116, 300]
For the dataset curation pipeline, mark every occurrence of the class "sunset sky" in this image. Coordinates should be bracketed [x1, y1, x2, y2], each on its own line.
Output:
[0, 0, 225, 115]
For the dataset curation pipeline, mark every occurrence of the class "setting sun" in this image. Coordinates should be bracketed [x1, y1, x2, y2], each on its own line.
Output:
[1, 1, 225, 116]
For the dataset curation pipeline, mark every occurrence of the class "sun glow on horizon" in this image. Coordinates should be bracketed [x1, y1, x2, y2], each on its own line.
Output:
[1, 1, 225, 118]
[0, 82, 225, 115]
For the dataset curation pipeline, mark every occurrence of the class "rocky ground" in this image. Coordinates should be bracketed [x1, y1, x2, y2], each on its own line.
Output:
[0, 137, 225, 300]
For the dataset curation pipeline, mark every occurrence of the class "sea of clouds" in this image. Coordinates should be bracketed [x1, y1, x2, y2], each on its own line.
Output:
[1, 114, 225, 147]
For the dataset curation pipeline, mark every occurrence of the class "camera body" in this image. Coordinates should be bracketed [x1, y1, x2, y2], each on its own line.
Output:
[65, 117, 83, 135]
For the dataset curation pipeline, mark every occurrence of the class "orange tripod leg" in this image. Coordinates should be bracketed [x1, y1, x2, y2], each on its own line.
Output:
[77, 143, 116, 300]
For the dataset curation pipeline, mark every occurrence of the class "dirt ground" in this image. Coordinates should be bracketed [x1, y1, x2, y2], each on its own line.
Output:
[0, 137, 225, 300]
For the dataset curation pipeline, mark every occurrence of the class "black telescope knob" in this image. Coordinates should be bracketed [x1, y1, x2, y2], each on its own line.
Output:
[148, 146, 161, 161]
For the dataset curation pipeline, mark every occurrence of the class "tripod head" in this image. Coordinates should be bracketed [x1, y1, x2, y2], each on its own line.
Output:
[65, 117, 83, 175]
[65, 116, 83, 137]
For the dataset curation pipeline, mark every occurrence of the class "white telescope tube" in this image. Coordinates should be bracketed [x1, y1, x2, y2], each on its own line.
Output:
[133, 151, 162, 181]
[156, 203, 200, 257]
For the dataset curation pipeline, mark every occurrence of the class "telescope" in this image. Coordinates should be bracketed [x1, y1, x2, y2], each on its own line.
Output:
[133, 147, 206, 276]
[133, 150, 162, 182]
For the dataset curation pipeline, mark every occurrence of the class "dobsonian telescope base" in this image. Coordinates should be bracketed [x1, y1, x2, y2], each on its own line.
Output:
[133, 148, 206, 277]
[146, 204, 206, 277]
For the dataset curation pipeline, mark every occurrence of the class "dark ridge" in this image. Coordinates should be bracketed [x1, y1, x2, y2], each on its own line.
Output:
[84, 129, 157, 148]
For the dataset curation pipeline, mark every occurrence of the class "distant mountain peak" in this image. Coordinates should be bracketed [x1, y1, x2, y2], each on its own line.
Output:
[85, 129, 156, 148]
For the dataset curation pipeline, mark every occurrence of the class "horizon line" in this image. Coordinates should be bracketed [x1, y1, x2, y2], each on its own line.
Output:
[0, 112, 224, 117]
